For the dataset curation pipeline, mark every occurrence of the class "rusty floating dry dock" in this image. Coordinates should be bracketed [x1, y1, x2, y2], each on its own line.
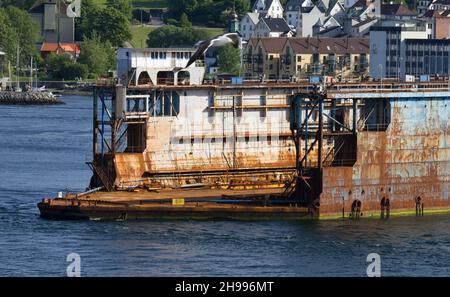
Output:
[38, 187, 312, 220]
[38, 79, 450, 220]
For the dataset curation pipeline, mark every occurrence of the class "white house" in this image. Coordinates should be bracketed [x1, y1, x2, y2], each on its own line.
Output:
[327, 0, 347, 22]
[417, 0, 433, 15]
[343, 0, 359, 9]
[286, 0, 304, 28]
[254, 17, 293, 38]
[252, 0, 284, 18]
[117, 48, 205, 86]
[313, 15, 344, 37]
[429, 0, 450, 11]
[240, 12, 261, 40]
[298, 5, 325, 37]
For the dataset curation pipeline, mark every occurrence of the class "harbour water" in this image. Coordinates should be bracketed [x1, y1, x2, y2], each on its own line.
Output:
[0, 96, 449, 276]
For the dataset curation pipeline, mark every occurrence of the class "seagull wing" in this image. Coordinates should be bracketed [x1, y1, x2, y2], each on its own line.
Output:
[185, 39, 213, 68]
[223, 33, 241, 48]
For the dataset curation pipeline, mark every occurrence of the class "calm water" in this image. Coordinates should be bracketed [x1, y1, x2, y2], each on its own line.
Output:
[0, 96, 449, 277]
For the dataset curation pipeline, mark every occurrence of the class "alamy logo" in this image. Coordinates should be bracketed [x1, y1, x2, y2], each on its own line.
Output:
[366, 253, 381, 277]
[66, 253, 81, 277]
[66, 0, 81, 18]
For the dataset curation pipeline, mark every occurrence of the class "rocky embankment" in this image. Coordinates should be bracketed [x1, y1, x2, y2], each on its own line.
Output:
[0, 91, 64, 105]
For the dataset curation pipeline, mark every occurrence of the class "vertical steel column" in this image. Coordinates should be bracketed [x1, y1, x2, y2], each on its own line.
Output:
[100, 90, 105, 164]
[331, 99, 336, 132]
[93, 87, 98, 158]
[353, 98, 357, 133]
[318, 97, 323, 169]
[111, 88, 116, 155]
[304, 100, 308, 168]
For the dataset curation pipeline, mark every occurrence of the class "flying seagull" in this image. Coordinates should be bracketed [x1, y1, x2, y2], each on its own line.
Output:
[185, 32, 241, 68]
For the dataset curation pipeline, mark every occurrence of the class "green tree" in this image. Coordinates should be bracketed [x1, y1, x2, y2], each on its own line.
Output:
[147, 25, 211, 47]
[0, 6, 38, 66]
[45, 53, 88, 80]
[179, 12, 192, 27]
[0, 0, 35, 10]
[168, 0, 198, 19]
[75, 0, 98, 41]
[78, 34, 116, 77]
[0, 9, 15, 60]
[77, 3, 131, 47]
[168, 0, 251, 27]
[217, 44, 240, 75]
[107, 0, 132, 19]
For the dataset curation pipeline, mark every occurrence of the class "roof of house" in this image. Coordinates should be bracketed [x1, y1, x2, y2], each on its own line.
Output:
[261, 17, 292, 33]
[352, 17, 378, 27]
[245, 12, 261, 24]
[286, 0, 303, 10]
[29, 0, 68, 14]
[40, 43, 80, 54]
[440, 9, 450, 16]
[381, 4, 416, 16]
[423, 9, 443, 17]
[350, 0, 367, 9]
[288, 37, 369, 54]
[431, 0, 450, 5]
[260, 37, 290, 52]
[253, 0, 275, 10]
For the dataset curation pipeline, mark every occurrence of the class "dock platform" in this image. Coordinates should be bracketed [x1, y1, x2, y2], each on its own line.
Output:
[38, 187, 312, 220]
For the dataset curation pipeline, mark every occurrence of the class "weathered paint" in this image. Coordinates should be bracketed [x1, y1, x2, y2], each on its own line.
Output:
[320, 97, 449, 217]
[88, 82, 449, 219]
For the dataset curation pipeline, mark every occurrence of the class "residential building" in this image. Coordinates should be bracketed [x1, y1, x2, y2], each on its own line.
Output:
[380, 3, 417, 20]
[40, 42, 80, 60]
[313, 15, 345, 37]
[422, 9, 450, 39]
[29, 0, 75, 44]
[298, 5, 325, 37]
[240, 13, 260, 40]
[117, 48, 205, 86]
[253, 17, 293, 38]
[369, 22, 430, 79]
[429, 0, 450, 11]
[242, 37, 288, 79]
[417, 0, 433, 15]
[280, 37, 370, 79]
[404, 38, 450, 77]
[344, 17, 378, 37]
[286, 0, 304, 28]
[243, 37, 370, 80]
[343, 0, 360, 9]
[327, 0, 347, 23]
[252, 0, 284, 18]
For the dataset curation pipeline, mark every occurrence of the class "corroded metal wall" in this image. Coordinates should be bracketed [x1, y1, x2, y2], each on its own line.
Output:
[109, 84, 449, 215]
[320, 97, 449, 216]
[114, 87, 298, 188]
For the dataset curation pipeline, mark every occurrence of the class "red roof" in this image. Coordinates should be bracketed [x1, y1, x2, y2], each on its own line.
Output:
[40, 43, 80, 55]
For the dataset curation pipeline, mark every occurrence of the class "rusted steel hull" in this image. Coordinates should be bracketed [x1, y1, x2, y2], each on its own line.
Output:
[320, 97, 449, 218]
